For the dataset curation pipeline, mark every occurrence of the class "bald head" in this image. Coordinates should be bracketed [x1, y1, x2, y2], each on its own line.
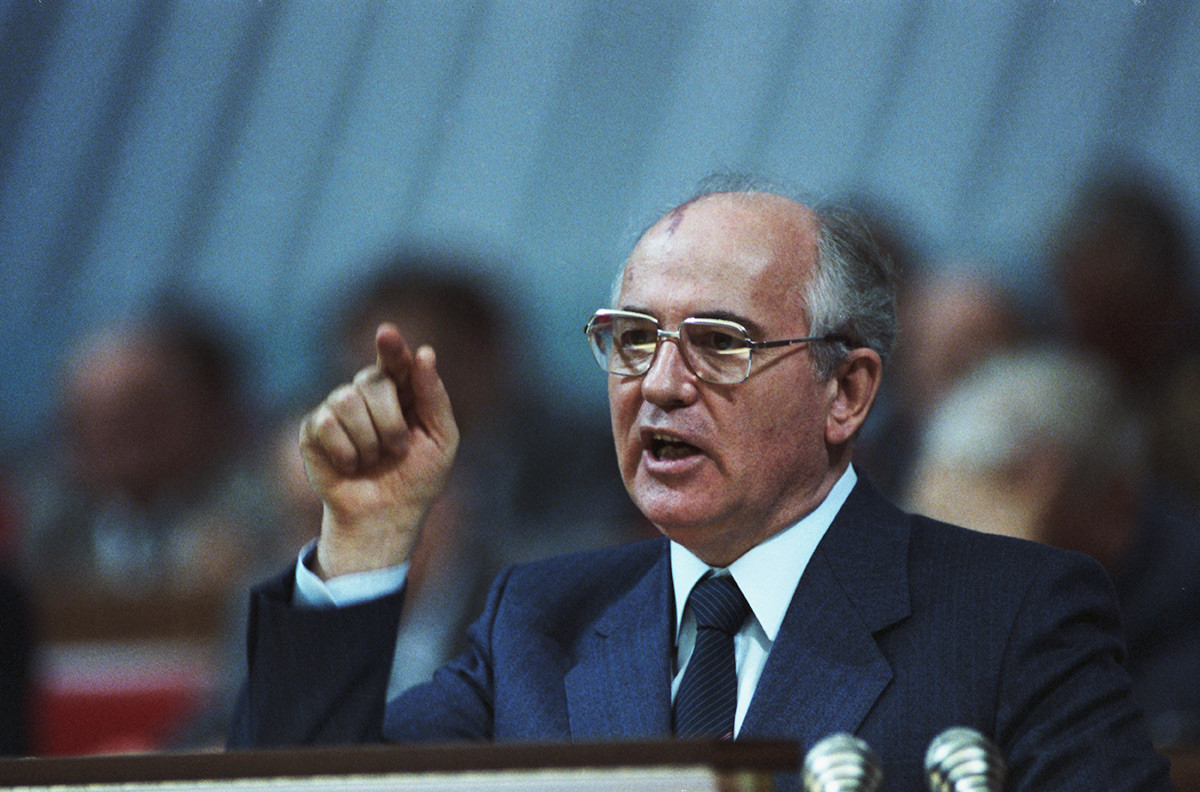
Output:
[658, 190, 817, 239]
[622, 192, 821, 323]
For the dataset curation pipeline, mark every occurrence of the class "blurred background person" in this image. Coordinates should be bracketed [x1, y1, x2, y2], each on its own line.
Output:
[906, 344, 1200, 748]
[180, 250, 648, 744]
[15, 301, 275, 754]
[857, 264, 1026, 500]
[1050, 161, 1200, 508]
[20, 302, 271, 595]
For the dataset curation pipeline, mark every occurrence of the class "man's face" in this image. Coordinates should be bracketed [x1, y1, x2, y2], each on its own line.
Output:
[609, 192, 840, 566]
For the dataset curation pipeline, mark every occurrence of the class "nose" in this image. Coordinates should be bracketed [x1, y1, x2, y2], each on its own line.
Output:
[639, 334, 699, 407]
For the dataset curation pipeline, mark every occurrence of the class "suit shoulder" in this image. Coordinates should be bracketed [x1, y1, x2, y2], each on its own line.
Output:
[909, 512, 1095, 564]
[475, 536, 667, 643]
[505, 536, 667, 591]
[904, 512, 1114, 600]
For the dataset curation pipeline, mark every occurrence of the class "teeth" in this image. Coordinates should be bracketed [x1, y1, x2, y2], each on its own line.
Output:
[649, 432, 699, 460]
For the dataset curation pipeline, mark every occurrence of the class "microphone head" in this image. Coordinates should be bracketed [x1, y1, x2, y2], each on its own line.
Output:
[924, 726, 1006, 792]
[802, 732, 883, 792]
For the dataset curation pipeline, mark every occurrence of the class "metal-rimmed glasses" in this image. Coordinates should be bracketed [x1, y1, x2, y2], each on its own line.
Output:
[584, 309, 838, 385]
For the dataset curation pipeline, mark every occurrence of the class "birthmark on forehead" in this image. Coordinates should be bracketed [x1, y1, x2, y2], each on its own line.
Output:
[660, 192, 722, 237]
[664, 205, 688, 236]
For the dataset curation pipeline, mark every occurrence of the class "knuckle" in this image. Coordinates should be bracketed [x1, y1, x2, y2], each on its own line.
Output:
[327, 384, 360, 413]
[304, 407, 343, 449]
[352, 366, 379, 387]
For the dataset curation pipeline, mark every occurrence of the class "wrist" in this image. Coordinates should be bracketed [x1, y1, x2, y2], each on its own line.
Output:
[314, 508, 419, 580]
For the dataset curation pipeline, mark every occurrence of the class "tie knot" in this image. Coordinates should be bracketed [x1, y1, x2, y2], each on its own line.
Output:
[687, 575, 749, 635]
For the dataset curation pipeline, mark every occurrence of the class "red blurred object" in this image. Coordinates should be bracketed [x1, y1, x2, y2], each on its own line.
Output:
[29, 642, 215, 756]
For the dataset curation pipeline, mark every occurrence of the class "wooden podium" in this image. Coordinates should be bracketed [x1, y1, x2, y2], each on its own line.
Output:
[0, 740, 801, 791]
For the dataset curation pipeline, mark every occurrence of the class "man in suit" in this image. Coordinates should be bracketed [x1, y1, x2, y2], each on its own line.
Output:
[230, 180, 1173, 791]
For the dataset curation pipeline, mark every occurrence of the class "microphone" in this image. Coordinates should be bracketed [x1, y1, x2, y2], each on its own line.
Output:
[802, 732, 883, 792]
[924, 726, 1006, 792]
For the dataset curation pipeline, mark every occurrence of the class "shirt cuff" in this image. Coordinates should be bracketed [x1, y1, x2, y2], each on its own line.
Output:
[292, 540, 409, 608]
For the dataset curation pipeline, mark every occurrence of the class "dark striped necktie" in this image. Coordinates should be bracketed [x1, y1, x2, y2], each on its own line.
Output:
[673, 574, 750, 740]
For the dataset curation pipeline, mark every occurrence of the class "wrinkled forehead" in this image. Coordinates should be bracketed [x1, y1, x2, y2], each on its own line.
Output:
[615, 192, 819, 310]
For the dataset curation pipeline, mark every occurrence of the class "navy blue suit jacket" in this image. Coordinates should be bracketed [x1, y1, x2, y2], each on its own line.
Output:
[231, 479, 1173, 791]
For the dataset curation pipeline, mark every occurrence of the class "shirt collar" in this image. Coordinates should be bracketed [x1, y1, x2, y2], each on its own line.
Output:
[670, 465, 858, 642]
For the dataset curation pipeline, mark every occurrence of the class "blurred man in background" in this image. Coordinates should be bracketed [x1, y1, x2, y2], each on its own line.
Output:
[907, 344, 1200, 747]
[307, 255, 642, 692]
[856, 266, 1024, 499]
[17, 303, 275, 753]
[1051, 163, 1200, 508]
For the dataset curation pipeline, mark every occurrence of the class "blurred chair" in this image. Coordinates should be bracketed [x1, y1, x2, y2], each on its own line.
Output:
[0, 471, 33, 756]
[0, 571, 32, 756]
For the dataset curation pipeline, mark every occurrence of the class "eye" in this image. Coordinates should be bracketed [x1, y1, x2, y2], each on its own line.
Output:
[708, 331, 739, 351]
[616, 324, 656, 349]
[688, 324, 748, 353]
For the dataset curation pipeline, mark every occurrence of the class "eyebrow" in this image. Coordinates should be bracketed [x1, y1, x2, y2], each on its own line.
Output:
[619, 305, 767, 336]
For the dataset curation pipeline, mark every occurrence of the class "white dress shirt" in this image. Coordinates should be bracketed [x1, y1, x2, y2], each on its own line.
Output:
[669, 465, 856, 736]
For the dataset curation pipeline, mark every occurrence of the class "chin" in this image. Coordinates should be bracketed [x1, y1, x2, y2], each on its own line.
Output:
[628, 457, 740, 523]
[632, 489, 722, 539]
[656, 521, 746, 567]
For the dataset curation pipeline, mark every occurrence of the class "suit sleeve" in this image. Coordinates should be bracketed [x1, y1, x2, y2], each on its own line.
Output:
[226, 568, 405, 748]
[996, 550, 1174, 792]
[227, 563, 518, 748]
[380, 566, 517, 742]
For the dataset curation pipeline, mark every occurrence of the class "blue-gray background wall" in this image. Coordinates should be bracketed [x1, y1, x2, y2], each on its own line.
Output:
[2, 0, 1198, 456]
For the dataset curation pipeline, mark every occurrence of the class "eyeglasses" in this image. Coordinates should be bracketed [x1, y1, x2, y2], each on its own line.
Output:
[584, 309, 838, 385]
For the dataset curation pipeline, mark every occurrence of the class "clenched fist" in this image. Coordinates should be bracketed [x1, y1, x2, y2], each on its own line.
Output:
[300, 323, 459, 579]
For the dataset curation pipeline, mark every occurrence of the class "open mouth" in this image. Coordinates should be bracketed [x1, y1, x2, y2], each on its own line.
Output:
[649, 432, 702, 461]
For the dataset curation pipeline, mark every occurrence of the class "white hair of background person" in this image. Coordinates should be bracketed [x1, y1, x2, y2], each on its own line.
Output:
[916, 344, 1147, 490]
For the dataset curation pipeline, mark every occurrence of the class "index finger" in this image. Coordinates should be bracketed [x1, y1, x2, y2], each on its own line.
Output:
[374, 322, 415, 391]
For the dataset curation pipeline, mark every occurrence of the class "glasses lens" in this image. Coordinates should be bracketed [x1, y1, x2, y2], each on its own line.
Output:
[681, 319, 752, 384]
[588, 312, 658, 375]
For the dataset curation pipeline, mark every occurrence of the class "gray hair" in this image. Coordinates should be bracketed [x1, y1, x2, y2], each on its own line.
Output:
[614, 173, 899, 380]
[806, 203, 899, 378]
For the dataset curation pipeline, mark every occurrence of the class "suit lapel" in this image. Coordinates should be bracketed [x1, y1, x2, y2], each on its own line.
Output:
[741, 478, 911, 748]
[564, 540, 675, 738]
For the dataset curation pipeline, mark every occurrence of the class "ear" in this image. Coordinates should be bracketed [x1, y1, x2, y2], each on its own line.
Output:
[825, 347, 884, 446]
